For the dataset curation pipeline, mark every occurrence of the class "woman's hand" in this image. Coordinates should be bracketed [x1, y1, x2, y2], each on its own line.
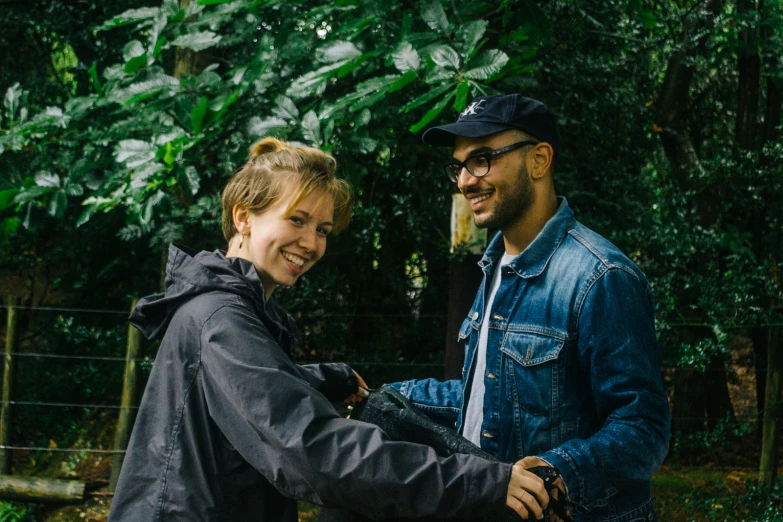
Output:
[344, 370, 369, 404]
[519, 456, 566, 522]
[506, 461, 549, 519]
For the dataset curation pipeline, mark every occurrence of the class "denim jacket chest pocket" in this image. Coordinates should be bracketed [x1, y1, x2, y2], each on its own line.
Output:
[501, 331, 564, 415]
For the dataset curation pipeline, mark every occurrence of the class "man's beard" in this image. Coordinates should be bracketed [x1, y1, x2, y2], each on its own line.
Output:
[474, 163, 535, 230]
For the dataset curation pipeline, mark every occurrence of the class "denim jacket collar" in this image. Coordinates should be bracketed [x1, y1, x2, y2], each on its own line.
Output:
[478, 197, 575, 278]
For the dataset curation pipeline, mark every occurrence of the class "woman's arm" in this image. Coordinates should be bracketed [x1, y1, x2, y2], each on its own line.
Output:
[199, 298, 517, 520]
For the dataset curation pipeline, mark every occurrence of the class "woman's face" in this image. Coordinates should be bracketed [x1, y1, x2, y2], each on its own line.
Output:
[243, 190, 334, 299]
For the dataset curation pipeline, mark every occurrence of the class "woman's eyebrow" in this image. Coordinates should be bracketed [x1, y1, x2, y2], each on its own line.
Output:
[294, 209, 333, 227]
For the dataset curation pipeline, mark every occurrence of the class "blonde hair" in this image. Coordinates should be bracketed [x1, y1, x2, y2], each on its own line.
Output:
[221, 137, 353, 241]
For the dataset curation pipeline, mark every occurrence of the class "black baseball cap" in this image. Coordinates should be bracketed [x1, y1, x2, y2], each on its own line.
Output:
[421, 94, 560, 154]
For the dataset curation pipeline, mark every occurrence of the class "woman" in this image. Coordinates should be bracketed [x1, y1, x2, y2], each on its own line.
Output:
[108, 138, 548, 521]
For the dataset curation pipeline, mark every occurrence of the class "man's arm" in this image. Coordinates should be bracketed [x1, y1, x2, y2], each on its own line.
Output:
[386, 378, 464, 428]
[537, 267, 670, 509]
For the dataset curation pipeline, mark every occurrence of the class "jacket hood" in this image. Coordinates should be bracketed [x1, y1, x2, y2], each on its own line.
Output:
[130, 244, 273, 341]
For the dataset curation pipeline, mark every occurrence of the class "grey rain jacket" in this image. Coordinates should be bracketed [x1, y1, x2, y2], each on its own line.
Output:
[108, 245, 513, 522]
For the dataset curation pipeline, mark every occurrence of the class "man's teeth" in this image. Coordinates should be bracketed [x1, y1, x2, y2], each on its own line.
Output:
[281, 252, 305, 267]
[470, 193, 492, 203]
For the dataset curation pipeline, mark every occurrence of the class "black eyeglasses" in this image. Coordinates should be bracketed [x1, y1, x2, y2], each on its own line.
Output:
[444, 140, 539, 182]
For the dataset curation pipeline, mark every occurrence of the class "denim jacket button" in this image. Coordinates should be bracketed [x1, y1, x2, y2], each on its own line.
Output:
[486, 372, 496, 379]
[471, 312, 479, 320]
[491, 314, 504, 321]
[481, 431, 495, 439]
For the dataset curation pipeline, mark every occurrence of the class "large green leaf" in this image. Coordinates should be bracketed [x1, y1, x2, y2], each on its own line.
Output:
[455, 20, 488, 58]
[301, 111, 322, 145]
[274, 96, 299, 122]
[247, 117, 288, 137]
[399, 83, 453, 113]
[316, 41, 362, 63]
[140, 190, 166, 224]
[0, 189, 18, 211]
[409, 91, 455, 134]
[191, 97, 208, 135]
[389, 70, 418, 93]
[47, 191, 67, 218]
[392, 42, 421, 73]
[123, 40, 145, 62]
[286, 61, 348, 99]
[171, 32, 222, 52]
[420, 0, 449, 34]
[111, 74, 179, 104]
[453, 81, 469, 112]
[115, 140, 156, 164]
[3, 83, 23, 125]
[182, 166, 200, 196]
[98, 7, 160, 31]
[332, 75, 400, 112]
[463, 50, 509, 80]
[429, 45, 460, 70]
[35, 172, 60, 188]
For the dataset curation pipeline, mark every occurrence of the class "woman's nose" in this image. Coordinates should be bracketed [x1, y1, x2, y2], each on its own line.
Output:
[298, 228, 317, 251]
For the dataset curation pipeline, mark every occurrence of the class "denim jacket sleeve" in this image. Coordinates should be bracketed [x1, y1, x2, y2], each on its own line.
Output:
[538, 267, 670, 509]
[386, 378, 464, 428]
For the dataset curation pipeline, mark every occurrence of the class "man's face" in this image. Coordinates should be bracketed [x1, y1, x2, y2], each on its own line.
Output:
[453, 131, 535, 230]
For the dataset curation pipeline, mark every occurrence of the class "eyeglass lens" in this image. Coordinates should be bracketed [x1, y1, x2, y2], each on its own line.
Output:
[445, 155, 490, 182]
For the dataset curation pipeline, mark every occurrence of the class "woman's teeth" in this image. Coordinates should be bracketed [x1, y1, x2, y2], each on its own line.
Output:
[281, 252, 305, 267]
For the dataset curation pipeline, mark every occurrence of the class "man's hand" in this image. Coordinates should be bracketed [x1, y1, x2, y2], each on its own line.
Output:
[344, 371, 370, 404]
[506, 461, 549, 520]
[520, 457, 566, 522]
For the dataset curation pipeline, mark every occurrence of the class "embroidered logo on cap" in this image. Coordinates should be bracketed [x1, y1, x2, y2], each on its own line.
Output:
[459, 100, 486, 119]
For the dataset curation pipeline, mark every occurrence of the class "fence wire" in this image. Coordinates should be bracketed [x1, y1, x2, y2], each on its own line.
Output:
[0, 301, 780, 473]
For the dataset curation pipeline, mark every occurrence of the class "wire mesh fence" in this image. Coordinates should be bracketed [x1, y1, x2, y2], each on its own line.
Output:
[0, 300, 779, 479]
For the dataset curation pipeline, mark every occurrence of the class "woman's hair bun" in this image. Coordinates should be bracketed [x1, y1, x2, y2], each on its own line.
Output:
[249, 137, 288, 159]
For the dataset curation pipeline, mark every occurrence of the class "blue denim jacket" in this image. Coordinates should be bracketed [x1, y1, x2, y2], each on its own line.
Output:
[391, 198, 670, 522]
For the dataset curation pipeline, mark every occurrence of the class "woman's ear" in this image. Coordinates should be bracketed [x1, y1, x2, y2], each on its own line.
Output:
[233, 204, 251, 236]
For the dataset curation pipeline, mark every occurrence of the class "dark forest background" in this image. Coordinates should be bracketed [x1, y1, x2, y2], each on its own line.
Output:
[0, 0, 781, 520]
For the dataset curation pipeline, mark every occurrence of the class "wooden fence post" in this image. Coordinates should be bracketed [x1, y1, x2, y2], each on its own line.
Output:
[109, 298, 141, 492]
[759, 326, 782, 487]
[0, 297, 18, 475]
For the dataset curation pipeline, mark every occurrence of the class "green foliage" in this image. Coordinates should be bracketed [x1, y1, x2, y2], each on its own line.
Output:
[0, 502, 33, 522]
[0, 1, 782, 464]
[682, 479, 783, 522]
[670, 415, 753, 457]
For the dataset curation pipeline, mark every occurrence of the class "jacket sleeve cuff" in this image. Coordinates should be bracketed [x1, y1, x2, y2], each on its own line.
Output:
[299, 362, 357, 402]
[538, 449, 583, 507]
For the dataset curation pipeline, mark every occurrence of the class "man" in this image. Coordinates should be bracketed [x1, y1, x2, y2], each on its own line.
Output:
[389, 94, 670, 521]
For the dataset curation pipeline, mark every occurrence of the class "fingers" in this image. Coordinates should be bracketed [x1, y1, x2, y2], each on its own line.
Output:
[505, 492, 529, 519]
[507, 463, 549, 520]
[343, 387, 369, 404]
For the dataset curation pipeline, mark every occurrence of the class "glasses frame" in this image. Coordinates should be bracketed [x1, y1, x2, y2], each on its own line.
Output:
[444, 140, 539, 183]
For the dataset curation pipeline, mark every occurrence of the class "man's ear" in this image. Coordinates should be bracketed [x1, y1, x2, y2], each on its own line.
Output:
[232, 204, 251, 236]
[530, 142, 554, 180]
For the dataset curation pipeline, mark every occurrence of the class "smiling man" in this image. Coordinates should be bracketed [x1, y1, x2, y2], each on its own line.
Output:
[389, 94, 671, 522]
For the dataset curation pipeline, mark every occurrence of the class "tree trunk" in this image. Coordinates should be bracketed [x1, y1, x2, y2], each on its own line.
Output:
[736, 0, 761, 149]
[705, 358, 736, 430]
[672, 368, 707, 435]
[752, 328, 769, 436]
[759, 327, 782, 486]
